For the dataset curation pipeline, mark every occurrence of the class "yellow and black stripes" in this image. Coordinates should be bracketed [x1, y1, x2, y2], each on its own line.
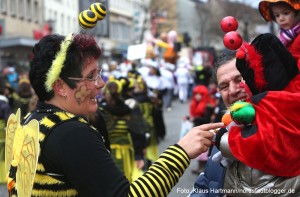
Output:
[129, 144, 190, 197]
[89, 3, 106, 20]
[28, 111, 88, 197]
[24, 107, 191, 196]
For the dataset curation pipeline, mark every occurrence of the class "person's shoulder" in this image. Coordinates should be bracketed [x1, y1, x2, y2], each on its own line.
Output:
[53, 119, 94, 135]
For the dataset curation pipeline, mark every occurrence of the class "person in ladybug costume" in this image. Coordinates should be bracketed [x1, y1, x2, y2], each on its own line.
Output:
[214, 33, 300, 196]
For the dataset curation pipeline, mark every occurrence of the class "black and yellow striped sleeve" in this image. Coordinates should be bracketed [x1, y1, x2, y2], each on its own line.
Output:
[129, 144, 190, 197]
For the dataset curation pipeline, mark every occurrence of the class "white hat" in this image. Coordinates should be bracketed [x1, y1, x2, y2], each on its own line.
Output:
[102, 63, 109, 71]
[142, 58, 158, 68]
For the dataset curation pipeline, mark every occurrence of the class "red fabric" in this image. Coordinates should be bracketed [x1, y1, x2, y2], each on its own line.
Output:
[189, 85, 214, 117]
[288, 35, 300, 70]
[241, 43, 267, 91]
[228, 75, 300, 177]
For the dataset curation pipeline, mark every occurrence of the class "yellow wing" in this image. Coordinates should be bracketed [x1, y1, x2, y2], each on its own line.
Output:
[5, 109, 21, 177]
[16, 119, 39, 197]
[5, 108, 40, 197]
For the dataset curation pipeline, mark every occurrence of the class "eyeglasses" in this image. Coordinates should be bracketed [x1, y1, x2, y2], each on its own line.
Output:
[68, 69, 102, 86]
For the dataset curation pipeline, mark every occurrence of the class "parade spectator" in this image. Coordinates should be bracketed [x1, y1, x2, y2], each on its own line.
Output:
[0, 76, 11, 191]
[192, 61, 213, 87]
[143, 61, 167, 140]
[133, 75, 159, 170]
[16, 73, 34, 118]
[189, 85, 216, 174]
[190, 32, 300, 196]
[189, 50, 251, 197]
[3, 66, 18, 91]
[109, 60, 121, 79]
[99, 79, 145, 182]
[259, 0, 300, 69]
[174, 60, 193, 103]
[7, 33, 220, 196]
[159, 60, 176, 111]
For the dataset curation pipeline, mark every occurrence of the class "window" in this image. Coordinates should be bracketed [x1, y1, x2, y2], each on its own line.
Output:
[33, 0, 38, 22]
[26, 0, 31, 20]
[1, 0, 7, 14]
[53, 11, 57, 32]
[10, 0, 16, 16]
[19, 0, 24, 18]
[111, 22, 118, 40]
[67, 16, 70, 32]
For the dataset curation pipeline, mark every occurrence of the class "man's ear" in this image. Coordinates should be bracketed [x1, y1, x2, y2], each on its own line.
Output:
[52, 79, 66, 97]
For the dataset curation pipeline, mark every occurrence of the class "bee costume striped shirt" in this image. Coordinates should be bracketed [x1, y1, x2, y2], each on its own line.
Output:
[22, 101, 190, 197]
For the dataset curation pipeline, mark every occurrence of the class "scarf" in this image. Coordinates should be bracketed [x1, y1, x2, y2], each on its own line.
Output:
[279, 22, 300, 46]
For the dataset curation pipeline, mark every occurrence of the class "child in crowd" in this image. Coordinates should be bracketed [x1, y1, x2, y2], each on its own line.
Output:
[259, 0, 300, 69]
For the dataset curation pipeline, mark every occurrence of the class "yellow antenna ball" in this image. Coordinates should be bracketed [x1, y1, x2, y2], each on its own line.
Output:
[89, 3, 107, 21]
[78, 10, 97, 29]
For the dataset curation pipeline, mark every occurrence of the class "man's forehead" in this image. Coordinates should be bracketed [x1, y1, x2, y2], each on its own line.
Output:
[217, 60, 237, 78]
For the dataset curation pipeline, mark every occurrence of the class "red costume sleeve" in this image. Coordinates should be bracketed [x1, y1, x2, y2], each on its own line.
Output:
[288, 35, 300, 70]
[228, 75, 300, 177]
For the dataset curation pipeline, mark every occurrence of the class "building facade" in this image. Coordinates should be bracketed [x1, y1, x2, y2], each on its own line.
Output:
[0, 0, 43, 69]
[43, 0, 78, 35]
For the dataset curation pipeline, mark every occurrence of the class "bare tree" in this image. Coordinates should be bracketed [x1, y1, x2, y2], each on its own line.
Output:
[194, 0, 265, 47]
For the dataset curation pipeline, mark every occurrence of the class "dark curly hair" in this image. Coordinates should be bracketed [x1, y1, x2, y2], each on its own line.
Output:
[29, 33, 101, 101]
[213, 49, 237, 81]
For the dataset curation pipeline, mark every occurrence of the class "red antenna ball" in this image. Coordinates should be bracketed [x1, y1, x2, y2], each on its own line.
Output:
[223, 31, 243, 50]
[220, 16, 238, 33]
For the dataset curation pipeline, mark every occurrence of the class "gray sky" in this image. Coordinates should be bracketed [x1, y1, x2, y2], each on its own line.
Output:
[199, 0, 261, 8]
[235, 0, 261, 8]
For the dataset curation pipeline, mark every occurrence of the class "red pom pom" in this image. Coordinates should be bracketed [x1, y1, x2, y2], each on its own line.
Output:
[223, 31, 243, 50]
[220, 16, 238, 33]
[236, 50, 246, 59]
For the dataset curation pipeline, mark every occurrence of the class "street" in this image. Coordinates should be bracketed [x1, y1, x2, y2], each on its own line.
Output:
[159, 99, 203, 197]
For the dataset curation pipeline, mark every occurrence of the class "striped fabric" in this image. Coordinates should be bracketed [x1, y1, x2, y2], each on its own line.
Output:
[31, 111, 86, 197]
[26, 109, 190, 196]
[129, 145, 190, 197]
[280, 22, 300, 46]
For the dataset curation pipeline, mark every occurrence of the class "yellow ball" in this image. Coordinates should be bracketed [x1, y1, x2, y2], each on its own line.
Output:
[78, 10, 97, 29]
[89, 3, 107, 20]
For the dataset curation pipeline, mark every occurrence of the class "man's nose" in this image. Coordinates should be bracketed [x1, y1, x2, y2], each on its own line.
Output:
[228, 81, 239, 95]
